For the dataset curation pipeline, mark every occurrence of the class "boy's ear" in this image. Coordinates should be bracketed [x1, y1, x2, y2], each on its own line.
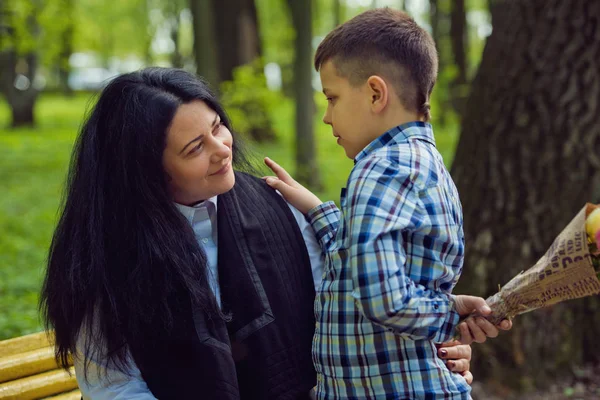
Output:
[366, 75, 388, 113]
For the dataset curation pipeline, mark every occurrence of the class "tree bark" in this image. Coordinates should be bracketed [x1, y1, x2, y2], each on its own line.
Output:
[449, 0, 468, 114]
[58, 0, 74, 96]
[452, 0, 600, 391]
[167, 0, 184, 69]
[189, 0, 220, 87]
[429, 0, 450, 123]
[287, 0, 320, 188]
[213, 0, 261, 83]
[0, 51, 39, 128]
[333, 0, 343, 27]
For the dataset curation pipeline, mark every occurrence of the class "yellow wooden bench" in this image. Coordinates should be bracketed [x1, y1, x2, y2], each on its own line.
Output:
[0, 331, 81, 400]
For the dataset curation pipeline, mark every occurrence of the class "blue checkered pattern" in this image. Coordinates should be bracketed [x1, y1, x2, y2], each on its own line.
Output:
[307, 122, 470, 399]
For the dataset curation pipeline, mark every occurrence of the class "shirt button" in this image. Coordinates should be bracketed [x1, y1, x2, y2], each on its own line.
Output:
[201, 238, 209, 244]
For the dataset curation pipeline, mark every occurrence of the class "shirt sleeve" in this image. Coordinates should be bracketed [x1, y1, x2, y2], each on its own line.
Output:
[346, 157, 460, 343]
[285, 201, 325, 290]
[306, 201, 341, 252]
[75, 332, 156, 400]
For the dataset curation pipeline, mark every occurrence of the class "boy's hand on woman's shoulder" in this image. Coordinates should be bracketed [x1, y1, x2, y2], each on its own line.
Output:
[263, 157, 323, 214]
[453, 295, 513, 345]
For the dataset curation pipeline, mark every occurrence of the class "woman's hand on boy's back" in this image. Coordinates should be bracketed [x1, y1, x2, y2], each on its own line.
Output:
[437, 340, 473, 385]
[263, 157, 323, 214]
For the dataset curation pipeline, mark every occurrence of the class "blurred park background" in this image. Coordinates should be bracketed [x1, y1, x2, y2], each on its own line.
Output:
[1, 0, 599, 398]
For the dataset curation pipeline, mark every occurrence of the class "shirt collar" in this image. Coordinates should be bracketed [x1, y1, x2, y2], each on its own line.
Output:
[174, 196, 218, 225]
[354, 121, 436, 164]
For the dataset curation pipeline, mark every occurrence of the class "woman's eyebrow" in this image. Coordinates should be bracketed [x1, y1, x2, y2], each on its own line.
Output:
[179, 114, 219, 154]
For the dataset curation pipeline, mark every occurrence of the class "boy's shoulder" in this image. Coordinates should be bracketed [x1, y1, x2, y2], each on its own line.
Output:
[351, 138, 443, 188]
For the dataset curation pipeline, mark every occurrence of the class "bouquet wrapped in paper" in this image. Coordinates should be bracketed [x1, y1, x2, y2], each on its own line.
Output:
[480, 203, 600, 326]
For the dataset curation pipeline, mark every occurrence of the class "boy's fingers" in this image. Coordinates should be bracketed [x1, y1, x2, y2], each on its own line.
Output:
[466, 317, 487, 343]
[474, 317, 498, 338]
[264, 177, 293, 196]
[499, 319, 513, 330]
[458, 322, 473, 345]
[454, 295, 491, 316]
[264, 157, 294, 183]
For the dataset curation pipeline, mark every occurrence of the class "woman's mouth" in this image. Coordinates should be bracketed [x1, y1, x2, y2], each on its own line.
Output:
[212, 160, 231, 175]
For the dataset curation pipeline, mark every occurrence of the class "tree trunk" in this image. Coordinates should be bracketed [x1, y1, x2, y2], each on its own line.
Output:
[428, 0, 450, 123]
[449, 0, 467, 114]
[0, 52, 39, 128]
[287, 0, 320, 188]
[213, 0, 261, 83]
[451, 0, 600, 392]
[58, 0, 74, 96]
[333, 0, 343, 27]
[189, 0, 220, 87]
[167, 0, 184, 69]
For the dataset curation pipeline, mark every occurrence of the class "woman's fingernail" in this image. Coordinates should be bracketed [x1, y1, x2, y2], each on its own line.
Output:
[440, 349, 448, 357]
[449, 361, 455, 369]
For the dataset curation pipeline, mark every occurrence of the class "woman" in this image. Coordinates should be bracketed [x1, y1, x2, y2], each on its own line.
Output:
[40, 67, 478, 399]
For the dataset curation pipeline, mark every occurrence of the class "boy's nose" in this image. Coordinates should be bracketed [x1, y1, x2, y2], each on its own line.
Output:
[322, 112, 331, 125]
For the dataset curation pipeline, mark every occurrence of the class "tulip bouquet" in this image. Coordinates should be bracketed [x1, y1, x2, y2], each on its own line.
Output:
[474, 203, 600, 326]
[585, 205, 600, 276]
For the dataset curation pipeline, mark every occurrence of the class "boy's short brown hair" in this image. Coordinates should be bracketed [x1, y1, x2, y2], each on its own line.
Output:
[314, 8, 438, 121]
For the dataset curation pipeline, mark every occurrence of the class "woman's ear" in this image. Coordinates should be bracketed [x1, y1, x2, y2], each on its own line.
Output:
[366, 75, 389, 113]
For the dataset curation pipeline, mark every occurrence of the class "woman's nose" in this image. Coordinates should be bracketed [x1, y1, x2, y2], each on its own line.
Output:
[210, 139, 231, 163]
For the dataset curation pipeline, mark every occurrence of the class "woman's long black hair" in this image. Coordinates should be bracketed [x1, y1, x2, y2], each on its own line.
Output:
[40, 67, 255, 377]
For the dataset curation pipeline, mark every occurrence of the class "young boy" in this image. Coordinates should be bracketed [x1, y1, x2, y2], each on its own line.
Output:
[265, 8, 511, 399]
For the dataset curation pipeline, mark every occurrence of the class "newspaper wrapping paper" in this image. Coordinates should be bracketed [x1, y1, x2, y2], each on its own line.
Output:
[484, 204, 600, 326]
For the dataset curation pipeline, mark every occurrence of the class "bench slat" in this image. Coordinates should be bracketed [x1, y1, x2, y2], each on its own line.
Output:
[0, 366, 77, 400]
[42, 389, 82, 400]
[0, 346, 60, 384]
[0, 332, 52, 359]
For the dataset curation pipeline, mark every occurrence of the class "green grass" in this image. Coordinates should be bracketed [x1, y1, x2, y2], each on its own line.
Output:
[0, 94, 89, 339]
[0, 92, 458, 340]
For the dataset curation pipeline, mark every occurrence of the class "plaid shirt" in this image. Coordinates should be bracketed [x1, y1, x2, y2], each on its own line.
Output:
[307, 122, 470, 399]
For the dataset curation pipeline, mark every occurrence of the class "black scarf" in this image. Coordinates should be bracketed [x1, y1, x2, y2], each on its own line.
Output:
[134, 173, 317, 399]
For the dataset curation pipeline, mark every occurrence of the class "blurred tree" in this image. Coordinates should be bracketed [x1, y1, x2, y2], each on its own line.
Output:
[189, 0, 219, 85]
[214, 0, 261, 83]
[190, 0, 261, 88]
[452, 0, 600, 392]
[333, 0, 343, 27]
[287, 0, 320, 187]
[73, 0, 151, 65]
[255, 0, 294, 94]
[449, 0, 467, 115]
[165, 0, 186, 68]
[428, 0, 453, 124]
[57, 0, 74, 96]
[0, 0, 41, 127]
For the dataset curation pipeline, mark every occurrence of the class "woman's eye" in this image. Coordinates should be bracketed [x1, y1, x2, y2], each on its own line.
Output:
[214, 121, 226, 135]
[189, 142, 203, 154]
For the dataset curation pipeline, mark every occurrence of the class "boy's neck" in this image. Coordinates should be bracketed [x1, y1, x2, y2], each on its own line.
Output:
[377, 108, 425, 136]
